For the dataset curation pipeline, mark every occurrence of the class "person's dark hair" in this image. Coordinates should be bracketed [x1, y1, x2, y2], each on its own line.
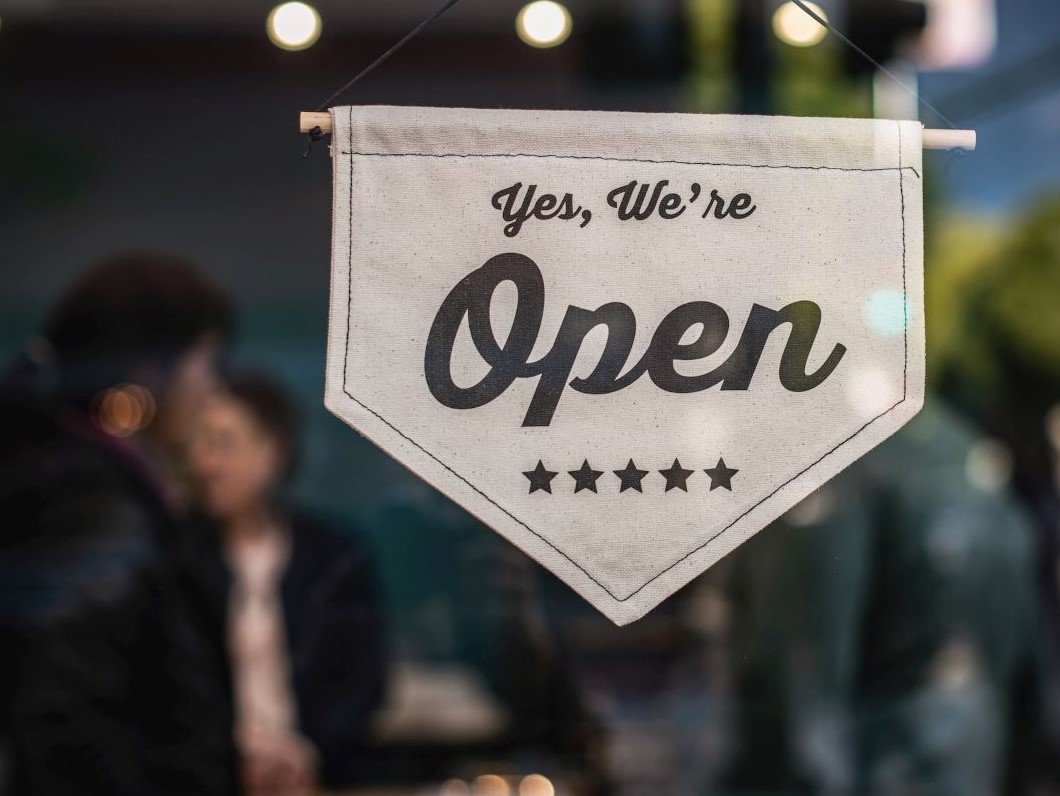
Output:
[43, 251, 234, 406]
[224, 370, 301, 478]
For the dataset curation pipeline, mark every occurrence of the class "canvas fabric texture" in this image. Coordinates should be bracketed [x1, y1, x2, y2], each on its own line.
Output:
[325, 105, 924, 625]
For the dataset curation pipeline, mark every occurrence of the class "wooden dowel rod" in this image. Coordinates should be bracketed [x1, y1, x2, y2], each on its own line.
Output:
[301, 111, 331, 134]
[300, 111, 976, 150]
[921, 128, 976, 151]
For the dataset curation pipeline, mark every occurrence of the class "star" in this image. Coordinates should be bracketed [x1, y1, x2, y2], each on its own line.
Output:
[659, 458, 694, 492]
[569, 459, 604, 493]
[704, 457, 739, 491]
[523, 460, 558, 494]
[614, 459, 649, 493]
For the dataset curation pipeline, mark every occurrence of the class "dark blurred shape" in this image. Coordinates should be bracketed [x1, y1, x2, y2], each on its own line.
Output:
[0, 253, 235, 795]
[367, 491, 609, 794]
[43, 251, 234, 415]
[180, 370, 388, 792]
[844, 0, 928, 75]
[938, 195, 1060, 792]
[452, 536, 609, 793]
[0, 126, 97, 213]
[579, 0, 690, 86]
[734, 0, 772, 114]
[716, 400, 1042, 795]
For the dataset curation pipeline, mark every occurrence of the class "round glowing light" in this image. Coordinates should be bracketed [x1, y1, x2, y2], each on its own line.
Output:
[519, 774, 555, 796]
[772, 1, 828, 48]
[516, 1, 572, 48]
[472, 774, 510, 796]
[267, 2, 322, 51]
[94, 384, 156, 437]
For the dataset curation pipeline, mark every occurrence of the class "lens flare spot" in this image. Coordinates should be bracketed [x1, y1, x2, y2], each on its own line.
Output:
[864, 288, 912, 337]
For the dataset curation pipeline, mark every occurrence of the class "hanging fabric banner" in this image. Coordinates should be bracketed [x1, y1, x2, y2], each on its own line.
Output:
[324, 106, 924, 625]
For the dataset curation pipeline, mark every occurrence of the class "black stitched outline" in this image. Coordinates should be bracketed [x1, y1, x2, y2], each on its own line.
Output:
[339, 114, 917, 603]
[338, 149, 921, 177]
[899, 124, 909, 395]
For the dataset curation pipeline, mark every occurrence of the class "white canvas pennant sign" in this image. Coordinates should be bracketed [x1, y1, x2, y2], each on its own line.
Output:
[324, 106, 924, 625]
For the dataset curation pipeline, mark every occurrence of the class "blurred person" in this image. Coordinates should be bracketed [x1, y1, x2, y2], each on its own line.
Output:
[937, 196, 1060, 792]
[182, 371, 387, 795]
[0, 252, 236, 795]
[713, 400, 1041, 796]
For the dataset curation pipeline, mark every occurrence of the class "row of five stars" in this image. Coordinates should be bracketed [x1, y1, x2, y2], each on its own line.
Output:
[523, 458, 738, 494]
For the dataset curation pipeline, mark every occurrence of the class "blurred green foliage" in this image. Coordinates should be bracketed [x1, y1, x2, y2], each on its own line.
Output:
[685, 0, 736, 113]
[931, 196, 1060, 411]
[986, 198, 1060, 378]
[770, 29, 871, 118]
[685, 0, 871, 117]
[682, 0, 1059, 414]
[924, 214, 1006, 383]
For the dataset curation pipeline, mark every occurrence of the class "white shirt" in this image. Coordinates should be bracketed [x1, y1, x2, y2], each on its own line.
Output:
[227, 529, 297, 740]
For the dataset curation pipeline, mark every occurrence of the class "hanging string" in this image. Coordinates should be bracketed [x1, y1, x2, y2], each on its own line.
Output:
[304, 0, 961, 156]
[790, 0, 958, 130]
[303, 0, 467, 156]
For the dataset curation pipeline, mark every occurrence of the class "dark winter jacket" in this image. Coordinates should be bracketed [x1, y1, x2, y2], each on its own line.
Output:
[0, 361, 235, 795]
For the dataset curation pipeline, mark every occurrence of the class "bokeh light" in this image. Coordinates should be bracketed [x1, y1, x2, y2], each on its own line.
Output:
[441, 779, 472, 796]
[772, 1, 829, 47]
[516, 1, 572, 48]
[845, 366, 900, 418]
[472, 774, 510, 796]
[518, 774, 555, 796]
[784, 486, 836, 527]
[965, 438, 1014, 492]
[864, 288, 913, 337]
[266, 2, 322, 51]
[94, 384, 156, 438]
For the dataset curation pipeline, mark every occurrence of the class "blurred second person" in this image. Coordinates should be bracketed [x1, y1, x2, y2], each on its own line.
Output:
[182, 371, 387, 795]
